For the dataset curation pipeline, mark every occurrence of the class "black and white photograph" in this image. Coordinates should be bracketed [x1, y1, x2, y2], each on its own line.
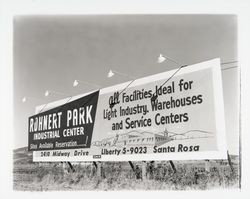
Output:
[0, 0, 250, 198]
[12, 14, 240, 191]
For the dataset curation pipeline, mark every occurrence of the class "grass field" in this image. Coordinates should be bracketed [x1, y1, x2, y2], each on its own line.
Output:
[13, 158, 240, 191]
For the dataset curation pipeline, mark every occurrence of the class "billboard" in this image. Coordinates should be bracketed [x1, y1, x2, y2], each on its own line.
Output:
[30, 58, 227, 161]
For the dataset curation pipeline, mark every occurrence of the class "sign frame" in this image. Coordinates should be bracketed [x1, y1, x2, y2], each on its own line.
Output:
[32, 58, 227, 162]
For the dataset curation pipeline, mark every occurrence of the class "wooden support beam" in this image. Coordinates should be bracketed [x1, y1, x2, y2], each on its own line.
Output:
[147, 161, 154, 180]
[205, 159, 210, 172]
[61, 162, 66, 170]
[92, 161, 102, 178]
[169, 160, 176, 173]
[96, 162, 102, 178]
[227, 150, 234, 174]
[129, 161, 143, 179]
[67, 162, 75, 172]
[141, 161, 147, 180]
[93, 161, 98, 169]
[128, 161, 135, 172]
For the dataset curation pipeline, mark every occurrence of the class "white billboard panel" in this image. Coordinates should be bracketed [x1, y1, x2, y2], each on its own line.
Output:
[32, 58, 227, 161]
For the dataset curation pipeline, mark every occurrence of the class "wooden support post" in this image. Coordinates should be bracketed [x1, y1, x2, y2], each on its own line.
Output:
[91, 162, 97, 176]
[97, 163, 102, 178]
[148, 161, 154, 180]
[205, 159, 210, 172]
[128, 161, 141, 179]
[93, 161, 102, 178]
[61, 161, 67, 172]
[67, 162, 75, 172]
[93, 161, 98, 169]
[227, 150, 234, 174]
[141, 161, 147, 180]
[128, 161, 135, 172]
[169, 160, 176, 173]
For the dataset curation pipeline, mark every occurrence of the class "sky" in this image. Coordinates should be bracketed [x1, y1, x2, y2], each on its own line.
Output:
[13, 15, 239, 154]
